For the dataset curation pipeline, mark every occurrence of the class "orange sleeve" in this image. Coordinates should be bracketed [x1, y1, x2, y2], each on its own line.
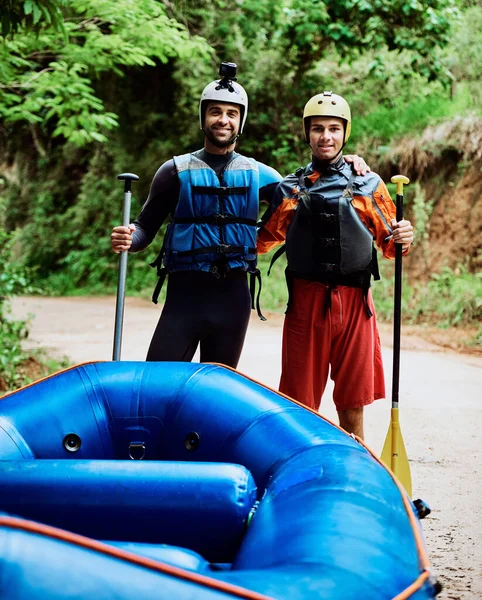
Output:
[352, 180, 410, 259]
[257, 198, 298, 255]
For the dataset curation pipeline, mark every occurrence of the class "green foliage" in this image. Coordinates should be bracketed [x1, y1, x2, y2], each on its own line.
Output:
[445, 5, 482, 104]
[278, 0, 458, 81]
[0, 0, 65, 38]
[370, 259, 409, 323]
[163, 0, 460, 175]
[407, 263, 482, 328]
[360, 259, 482, 339]
[0, 0, 212, 147]
[410, 183, 433, 261]
[0, 227, 36, 388]
[0, 219, 70, 391]
[1, 57, 119, 145]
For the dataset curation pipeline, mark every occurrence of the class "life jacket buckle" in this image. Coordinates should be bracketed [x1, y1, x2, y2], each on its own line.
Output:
[320, 212, 338, 223]
[216, 244, 230, 254]
[319, 263, 336, 272]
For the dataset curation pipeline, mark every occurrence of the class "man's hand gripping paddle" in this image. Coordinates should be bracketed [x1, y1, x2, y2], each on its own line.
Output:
[113, 173, 139, 361]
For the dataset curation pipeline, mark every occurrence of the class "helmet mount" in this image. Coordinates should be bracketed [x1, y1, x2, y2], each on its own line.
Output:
[216, 62, 238, 92]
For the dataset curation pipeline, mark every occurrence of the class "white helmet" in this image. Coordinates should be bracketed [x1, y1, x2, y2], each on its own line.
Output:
[199, 73, 248, 133]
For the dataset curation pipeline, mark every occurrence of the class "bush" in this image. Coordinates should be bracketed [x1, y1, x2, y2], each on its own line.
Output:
[0, 228, 69, 392]
[408, 263, 482, 328]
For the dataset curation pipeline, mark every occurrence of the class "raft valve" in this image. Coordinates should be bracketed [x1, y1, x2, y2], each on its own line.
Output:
[63, 433, 81, 453]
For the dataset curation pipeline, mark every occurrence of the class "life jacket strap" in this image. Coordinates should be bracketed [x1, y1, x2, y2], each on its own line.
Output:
[362, 269, 373, 318]
[150, 237, 168, 304]
[371, 245, 380, 281]
[151, 267, 168, 305]
[191, 185, 249, 196]
[267, 244, 286, 276]
[323, 285, 334, 314]
[172, 244, 256, 258]
[284, 268, 294, 314]
[173, 215, 257, 226]
[249, 269, 266, 321]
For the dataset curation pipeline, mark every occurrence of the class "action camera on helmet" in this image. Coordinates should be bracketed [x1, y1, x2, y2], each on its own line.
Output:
[219, 62, 237, 81]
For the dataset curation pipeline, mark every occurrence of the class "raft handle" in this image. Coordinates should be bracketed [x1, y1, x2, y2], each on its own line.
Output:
[185, 432, 200, 451]
[128, 442, 146, 460]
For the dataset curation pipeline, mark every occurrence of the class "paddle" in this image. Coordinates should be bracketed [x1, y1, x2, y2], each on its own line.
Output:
[381, 174, 412, 497]
[113, 173, 139, 361]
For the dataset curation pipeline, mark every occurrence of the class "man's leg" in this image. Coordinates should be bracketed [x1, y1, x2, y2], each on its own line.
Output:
[279, 280, 331, 410]
[337, 407, 364, 439]
[146, 308, 199, 361]
[146, 273, 201, 362]
[199, 273, 251, 368]
[330, 287, 385, 439]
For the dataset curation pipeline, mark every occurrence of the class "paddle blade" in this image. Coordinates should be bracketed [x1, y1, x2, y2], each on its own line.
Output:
[381, 408, 413, 498]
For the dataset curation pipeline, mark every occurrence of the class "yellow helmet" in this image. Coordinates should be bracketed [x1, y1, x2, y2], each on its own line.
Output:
[303, 91, 351, 144]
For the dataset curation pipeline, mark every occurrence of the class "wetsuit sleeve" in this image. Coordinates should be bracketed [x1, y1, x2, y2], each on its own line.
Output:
[352, 178, 411, 259]
[130, 160, 179, 252]
[257, 161, 283, 206]
[257, 177, 298, 254]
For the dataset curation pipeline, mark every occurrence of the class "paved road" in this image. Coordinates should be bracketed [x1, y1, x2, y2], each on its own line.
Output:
[10, 296, 482, 599]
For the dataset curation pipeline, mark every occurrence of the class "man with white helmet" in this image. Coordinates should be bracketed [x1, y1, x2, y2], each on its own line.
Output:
[111, 69, 369, 368]
[257, 91, 414, 438]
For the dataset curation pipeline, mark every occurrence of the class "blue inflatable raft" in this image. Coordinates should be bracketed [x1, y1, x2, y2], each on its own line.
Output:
[0, 361, 439, 599]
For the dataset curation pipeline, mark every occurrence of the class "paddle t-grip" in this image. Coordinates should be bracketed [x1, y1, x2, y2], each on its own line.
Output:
[117, 172, 140, 193]
[391, 175, 409, 221]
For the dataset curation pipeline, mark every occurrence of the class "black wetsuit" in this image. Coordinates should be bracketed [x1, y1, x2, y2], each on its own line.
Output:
[130, 149, 280, 368]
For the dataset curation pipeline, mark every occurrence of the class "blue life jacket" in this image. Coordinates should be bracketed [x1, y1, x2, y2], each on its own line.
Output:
[162, 153, 259, 274]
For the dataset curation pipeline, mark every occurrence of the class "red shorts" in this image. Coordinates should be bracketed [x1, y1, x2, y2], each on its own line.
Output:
[279, 279, 386, 411]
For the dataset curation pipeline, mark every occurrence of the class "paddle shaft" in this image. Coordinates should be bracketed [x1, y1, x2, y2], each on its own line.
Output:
[113, 177, 134, 361]
[391, 193, 403, 409]
[380, 175, 412, 496]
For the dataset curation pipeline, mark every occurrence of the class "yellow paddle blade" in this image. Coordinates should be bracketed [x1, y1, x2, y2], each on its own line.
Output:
[381, 408, 412, 498]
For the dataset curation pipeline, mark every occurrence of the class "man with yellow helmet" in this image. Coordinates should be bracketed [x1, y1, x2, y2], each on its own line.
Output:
[258, 91, 414, 439]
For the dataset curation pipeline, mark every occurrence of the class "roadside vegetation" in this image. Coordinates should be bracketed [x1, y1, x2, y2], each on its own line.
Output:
[0, 0, 481, 388]
[0, 228, 69, 391]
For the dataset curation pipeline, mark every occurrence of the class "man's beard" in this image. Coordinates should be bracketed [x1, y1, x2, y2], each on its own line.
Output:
[203, 126, 238, 148]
